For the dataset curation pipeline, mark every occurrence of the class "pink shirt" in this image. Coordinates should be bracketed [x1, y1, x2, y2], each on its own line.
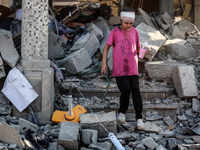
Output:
[106, 27, 140, 76]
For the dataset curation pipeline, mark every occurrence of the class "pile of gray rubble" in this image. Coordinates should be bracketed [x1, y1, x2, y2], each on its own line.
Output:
[0, 6, 200, 150]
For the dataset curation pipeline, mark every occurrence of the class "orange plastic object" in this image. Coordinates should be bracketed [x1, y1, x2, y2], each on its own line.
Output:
[52, 105, 87, 123]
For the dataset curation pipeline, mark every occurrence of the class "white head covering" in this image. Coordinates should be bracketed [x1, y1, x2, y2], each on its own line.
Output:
[120, 11, 135, 22]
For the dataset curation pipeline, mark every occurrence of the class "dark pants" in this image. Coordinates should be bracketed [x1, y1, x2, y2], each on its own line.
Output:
[116, 75, 143, 119]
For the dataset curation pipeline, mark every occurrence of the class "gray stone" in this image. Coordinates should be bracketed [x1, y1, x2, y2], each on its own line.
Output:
[0, 57, 5, 79]
[80, 111, 117, 138]
[8, 144, 17, 149]
[159, 129, 174, 137]
[136, 143, 146, 150]
[0, 146, 8, 150]
[183, 139, 195, 144]
[149, 133, 163, 141]
[166, 44, 197, 60]
[142, 137, 158, 149]
[172, 66, 198, 98]
[0, 104, 12, 115]
[192, 135, 200, 143]
[48, 30, 65, 59]
[142, 122, 163, 133]
[61, 48, 92, 74]
[0, 93, 9, 105]
[167, 138, 177, 149]
[0, 33, 20, 68]
[88, 142, 112, 150]
[177, 115, 187, 121]
[192, 98, 200, 112]
[86, 23, 103, 40]
[169, 25, 186, 39]
[156, 145, 167, 150]
[81, 129, 98, 145]
[58, 122, 80, 150]
[0, 123, 24, 149]
[18, 118, 38, 136]
[145, 60, 185, 81]
[163, 116, 174, 126]
[136, 22, 166, 61]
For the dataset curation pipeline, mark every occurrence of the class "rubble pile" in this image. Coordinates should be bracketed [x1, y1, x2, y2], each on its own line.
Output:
[0, 1, 200, 150]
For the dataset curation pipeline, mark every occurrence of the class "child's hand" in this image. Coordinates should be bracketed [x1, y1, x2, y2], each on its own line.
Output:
[101, 63, 108, 75]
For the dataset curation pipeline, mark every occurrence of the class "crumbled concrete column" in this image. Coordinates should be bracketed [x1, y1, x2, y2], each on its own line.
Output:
[0, 56, 5, 79]
[58, 122, 80, 150]
[172, 66, 198, 98]
[60, 48, 92, 74]
[0, 32, 20, 68]
[18, 118, 38, 136]
[145, 60, 185, 81]
[136, 22, 166, 61]
[70, 33, 100, 57]
[0, 123, 24, 149]
[86, 23, 103, 41]
[80, 111, 117, 138]
[81, 129, 98, 145]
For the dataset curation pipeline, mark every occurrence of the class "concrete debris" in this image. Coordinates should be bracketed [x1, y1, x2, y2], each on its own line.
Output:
[0, 1, 200, 150]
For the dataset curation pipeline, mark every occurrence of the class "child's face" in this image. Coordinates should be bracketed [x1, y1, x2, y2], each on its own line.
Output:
[121, 20, 134, 30]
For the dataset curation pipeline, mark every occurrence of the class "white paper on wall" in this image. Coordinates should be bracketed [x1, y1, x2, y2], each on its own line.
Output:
[1, 67, 38, 112]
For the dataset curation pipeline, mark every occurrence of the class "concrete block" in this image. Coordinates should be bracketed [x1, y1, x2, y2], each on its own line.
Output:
[80, 111, 117, 138]
[86, 23, 103, 40]
[169, 25, 186, 39]
[0, 56, 5, 79]
[166, 43, 197, 60]
[0, 123, 24, 149]
[12, 67, 54, 124]
[61, 48, 92, 74]
[48, 30, 65, 59]
[192, 98, 200, 112]
[142, 137, 158, 149]
[18, 118, 38, 136]
[70, 33, 100, 57]
[0, 33, 20, 68]
[145, 60, 185, 81]
[136, 23, 166, 61]
[172, 66, 198, 98]
[81, 129, 98, 145]
[58, 122, 80, 150]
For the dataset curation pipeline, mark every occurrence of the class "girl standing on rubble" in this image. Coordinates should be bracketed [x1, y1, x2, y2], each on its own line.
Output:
[101, 7, 145, 130]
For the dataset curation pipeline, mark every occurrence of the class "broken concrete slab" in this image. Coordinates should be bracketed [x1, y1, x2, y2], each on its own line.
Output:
[136, 22, 166, 61]
[18, 118, 38, 136]
[0, 31, 19, 68]
[192, 98, 200, 112]
[60, 48, 92, 74]
[48, 29, 65, 59]
[80, 111, 117, 138]
[86, 23, 103, 41]
[166, 43, 197, 60]
[145, 60, 186, 81]
[142, 136, 158, 149]
[172, 65, 198, 98]
[58, 122, 80, 150]
[88, 142, 112, 150]
[0, 56, 5, 79]
[142, 122, 163, 133]
[0, 123, 24, 149]
[70, 33, 100, 57]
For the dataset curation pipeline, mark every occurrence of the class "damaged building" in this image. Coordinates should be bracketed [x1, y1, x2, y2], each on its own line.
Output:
[0, 0, 200, 149]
